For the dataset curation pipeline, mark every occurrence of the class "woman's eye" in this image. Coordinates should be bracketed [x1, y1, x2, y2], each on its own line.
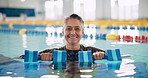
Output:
[66, 28, 71, 30]
[75, 28, 80, 30]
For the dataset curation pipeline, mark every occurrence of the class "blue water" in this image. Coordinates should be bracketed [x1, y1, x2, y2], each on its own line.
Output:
[0, 25, 148, 78]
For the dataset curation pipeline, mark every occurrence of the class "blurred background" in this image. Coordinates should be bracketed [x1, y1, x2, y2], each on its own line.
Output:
[0, 0, 148, 78]
[0, 0, 148, 55]
[0, 0, 147, 21]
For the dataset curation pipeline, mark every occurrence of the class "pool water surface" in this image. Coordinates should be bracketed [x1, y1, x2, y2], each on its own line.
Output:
[0, 25, 148, 78]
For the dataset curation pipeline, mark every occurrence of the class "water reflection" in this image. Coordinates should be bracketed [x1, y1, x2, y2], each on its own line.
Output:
[46, 60, 148, 78]
[47, 61, 94, 78]
[24, 63, 39, 70]
[115, 59, 136, 77]
[21, 34, 27, 48]
[0, 59, 148, 78]
[115, 59, 148, 78]
[53, 62, 66, 70]
[46, 61, 122, 78]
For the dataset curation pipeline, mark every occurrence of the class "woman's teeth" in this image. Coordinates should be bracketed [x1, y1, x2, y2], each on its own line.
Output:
[69, 35, 78, 38]
[69, 36, 77, 38]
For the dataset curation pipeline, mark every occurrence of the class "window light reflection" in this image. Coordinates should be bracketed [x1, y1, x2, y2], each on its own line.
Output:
[45, 27, 64, 46]
[115, 59, 136, 77]
[40, 75, 59, 78]
[80, 75, 93, 78]
[22, 34, 27, 48]
[80, 69, 93, 72]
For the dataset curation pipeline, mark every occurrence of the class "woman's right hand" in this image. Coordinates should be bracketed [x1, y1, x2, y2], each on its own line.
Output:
[40, 53, 53, 61]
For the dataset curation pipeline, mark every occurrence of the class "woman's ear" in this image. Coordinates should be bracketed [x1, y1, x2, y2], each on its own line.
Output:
[82, 30, 84, 36]
[62, 28, 64, 35]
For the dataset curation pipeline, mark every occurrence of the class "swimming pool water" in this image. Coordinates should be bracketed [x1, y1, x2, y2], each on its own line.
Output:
[0, 26, 148, 78]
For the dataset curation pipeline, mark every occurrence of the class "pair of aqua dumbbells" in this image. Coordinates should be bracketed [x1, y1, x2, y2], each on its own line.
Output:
[24, 49, 122, 63]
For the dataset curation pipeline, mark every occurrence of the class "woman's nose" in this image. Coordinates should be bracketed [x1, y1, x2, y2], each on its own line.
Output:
[70, 29, 76, 34]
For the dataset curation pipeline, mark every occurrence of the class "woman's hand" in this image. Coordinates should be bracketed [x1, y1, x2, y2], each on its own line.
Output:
[40, 53, 53, 61]
[93, 52, 105, 60]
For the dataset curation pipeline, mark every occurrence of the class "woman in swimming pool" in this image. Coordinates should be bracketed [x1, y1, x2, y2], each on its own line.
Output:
[39, 14, 105, 61]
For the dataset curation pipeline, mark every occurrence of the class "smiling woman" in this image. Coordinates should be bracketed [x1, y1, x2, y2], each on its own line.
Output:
[63, 19, 84, 49]
[0, 20, 148, 78]
[39, 14, 105, 61]
[63, 14, 84, 49]
[0, 0, 148, 77]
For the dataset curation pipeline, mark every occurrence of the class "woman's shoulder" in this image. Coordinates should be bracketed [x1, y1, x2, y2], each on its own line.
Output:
[80, 45, 105, 52]
[39, 46, 66, 53]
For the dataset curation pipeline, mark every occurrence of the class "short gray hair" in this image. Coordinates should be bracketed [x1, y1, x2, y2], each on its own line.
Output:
[64, 14, 84, 29]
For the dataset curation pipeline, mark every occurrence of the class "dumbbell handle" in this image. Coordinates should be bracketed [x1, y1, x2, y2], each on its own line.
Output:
[38, 52, 109, 60]
[103, 54, 108, 59]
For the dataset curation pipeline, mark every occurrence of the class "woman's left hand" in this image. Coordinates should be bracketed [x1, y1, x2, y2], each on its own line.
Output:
[93, 52, 105, 60]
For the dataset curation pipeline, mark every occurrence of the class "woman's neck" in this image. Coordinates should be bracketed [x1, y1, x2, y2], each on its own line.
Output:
[66, 44, 80, 50]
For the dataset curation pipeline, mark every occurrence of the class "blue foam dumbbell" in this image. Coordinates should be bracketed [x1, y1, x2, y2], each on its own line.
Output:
[78, 49, 122, 63]
[24, 50, 67, 63]
[24, 50, 39, 62]
[53, 50, 67, 63]
[78, 51, 93, 63]
[105, 49, 122, 61]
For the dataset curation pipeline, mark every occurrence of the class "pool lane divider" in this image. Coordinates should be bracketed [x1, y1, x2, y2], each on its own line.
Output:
[0, 28, 48, 36]
[1, 24, 148, 31]
[0, 28, 148, 43]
